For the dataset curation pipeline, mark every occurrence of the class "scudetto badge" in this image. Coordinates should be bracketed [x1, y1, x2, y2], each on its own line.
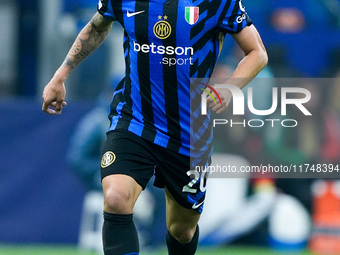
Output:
[101, 151, 116, 168]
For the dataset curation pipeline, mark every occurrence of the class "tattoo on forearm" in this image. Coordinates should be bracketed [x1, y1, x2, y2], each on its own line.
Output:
[70, 38, 82, 55]
[63, 16, 112, 70]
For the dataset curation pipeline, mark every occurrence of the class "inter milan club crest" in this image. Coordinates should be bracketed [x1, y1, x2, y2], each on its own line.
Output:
[101, 151, 116, 168]
[185, 7, 199, 25]
[154, 15, 172, 39]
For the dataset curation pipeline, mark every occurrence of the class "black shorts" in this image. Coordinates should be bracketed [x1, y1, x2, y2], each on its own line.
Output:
[100, 129, 210, 213]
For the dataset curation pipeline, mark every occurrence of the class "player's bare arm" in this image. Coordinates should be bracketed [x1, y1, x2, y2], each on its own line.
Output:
[209, 25, 268, 114]
[42, 12, 114, 115]
[230, 25, 268, 81]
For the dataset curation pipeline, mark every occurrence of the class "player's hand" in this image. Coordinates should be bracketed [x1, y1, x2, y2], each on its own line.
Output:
[207, 88, 232, 114]
[42, 78, 67, 115]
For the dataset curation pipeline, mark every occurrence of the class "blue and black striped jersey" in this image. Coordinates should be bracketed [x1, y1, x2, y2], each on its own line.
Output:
[98, 0, 252, 157]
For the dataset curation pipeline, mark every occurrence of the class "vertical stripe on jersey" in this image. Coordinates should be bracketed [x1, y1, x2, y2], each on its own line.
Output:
[115, 0, 135, 131]
[149, 4, 170, 147]
[162, 0, 181, 152]
[109, 79, 126, 129]
[120, 32, 134, 129]
[227, 0, 238, 31]
[176, 2, 194, 155]
[122, 1, 144, 135]
[108, 0, 127, 131]
[135, 1, 156, 140]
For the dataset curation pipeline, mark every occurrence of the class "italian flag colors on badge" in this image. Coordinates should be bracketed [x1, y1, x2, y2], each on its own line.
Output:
[185, 7, 199, 25]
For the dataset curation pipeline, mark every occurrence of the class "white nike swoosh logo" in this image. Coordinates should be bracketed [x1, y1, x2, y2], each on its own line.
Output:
[127, 10, 145, 17]
[192, 201, 204, 209]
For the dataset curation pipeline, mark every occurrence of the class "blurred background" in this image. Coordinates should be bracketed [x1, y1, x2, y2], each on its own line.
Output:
[1, 0, 340, 254]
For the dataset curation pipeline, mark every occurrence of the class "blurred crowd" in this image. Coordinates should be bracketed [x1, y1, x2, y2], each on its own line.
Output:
[1, 0, 340, 98]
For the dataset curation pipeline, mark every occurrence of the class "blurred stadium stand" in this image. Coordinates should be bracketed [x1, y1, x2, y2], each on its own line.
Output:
[0, 99, 94, 243]
[1, 0, 340, 99]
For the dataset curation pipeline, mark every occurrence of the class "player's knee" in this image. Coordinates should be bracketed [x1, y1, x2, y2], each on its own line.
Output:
[104, 187, 134, 214]
[168, 224, 196, 244]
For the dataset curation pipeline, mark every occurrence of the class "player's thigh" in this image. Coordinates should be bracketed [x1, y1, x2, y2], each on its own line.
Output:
[165, 187, 200, 241]
[102, 174, 143, 214]
[101, 130, 156, 214]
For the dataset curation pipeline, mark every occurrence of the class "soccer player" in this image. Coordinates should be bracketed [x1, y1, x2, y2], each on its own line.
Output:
[42, 0, 267, 254]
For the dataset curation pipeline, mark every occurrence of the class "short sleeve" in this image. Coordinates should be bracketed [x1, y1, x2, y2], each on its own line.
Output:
[97, 0, 116, 21]
[219, 0, 252, 34]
